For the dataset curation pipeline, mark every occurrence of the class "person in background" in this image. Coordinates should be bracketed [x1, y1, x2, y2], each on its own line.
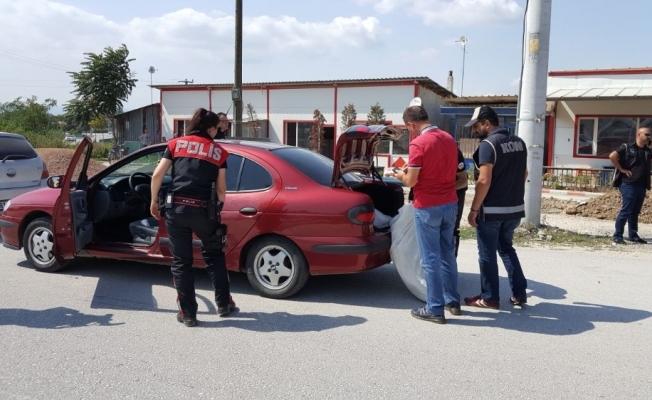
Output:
[216, 112, 229, 139]
[453, 148, 468, 257]
[139, 126, 149, 147]
[609, 127, 652, 244]
[393, 102, 461, 324]
[464, 105, 528, 309]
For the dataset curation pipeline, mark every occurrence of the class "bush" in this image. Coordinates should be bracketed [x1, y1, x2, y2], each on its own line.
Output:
[22, 131, 67, 148]
[92, 141, 113, 160]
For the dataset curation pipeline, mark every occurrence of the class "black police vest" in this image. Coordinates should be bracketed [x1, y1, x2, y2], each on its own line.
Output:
[473, 129, 527, 221]
[166, 133, 229, 201]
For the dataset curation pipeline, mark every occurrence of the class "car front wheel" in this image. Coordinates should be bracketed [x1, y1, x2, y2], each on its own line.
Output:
[246, 236, 309, 299]
[23, 217, 69, 273]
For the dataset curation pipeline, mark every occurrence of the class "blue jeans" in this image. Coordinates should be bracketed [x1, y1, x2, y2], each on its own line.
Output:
[614, 183, 647, 240]
[413, 202, 460, 315]
[475, 218, 527, 302]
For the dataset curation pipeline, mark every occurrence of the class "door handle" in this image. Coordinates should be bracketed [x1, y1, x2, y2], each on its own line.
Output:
[239, 207, 257, 216]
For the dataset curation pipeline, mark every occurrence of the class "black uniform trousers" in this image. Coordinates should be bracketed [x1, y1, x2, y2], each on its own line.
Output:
[165, 207, 230, 316]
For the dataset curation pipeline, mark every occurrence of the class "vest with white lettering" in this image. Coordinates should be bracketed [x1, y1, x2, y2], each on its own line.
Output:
[162, 130, 229, 201]
[472, 128, 527, 221]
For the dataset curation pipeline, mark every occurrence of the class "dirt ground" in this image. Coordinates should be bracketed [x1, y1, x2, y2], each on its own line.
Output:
[541, 191, 652, 224]
[37, 148, 106, 177]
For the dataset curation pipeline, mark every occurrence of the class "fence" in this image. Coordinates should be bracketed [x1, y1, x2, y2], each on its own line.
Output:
[542, 167, 616, 192]
[466, 166, 616, 192]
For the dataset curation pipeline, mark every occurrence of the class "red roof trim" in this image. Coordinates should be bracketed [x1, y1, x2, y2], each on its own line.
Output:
[549, 68, 652, 77]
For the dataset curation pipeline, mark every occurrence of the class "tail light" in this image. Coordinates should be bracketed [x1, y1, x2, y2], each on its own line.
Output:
[348, 203, 375, 225]
[41, 160, 49, 179]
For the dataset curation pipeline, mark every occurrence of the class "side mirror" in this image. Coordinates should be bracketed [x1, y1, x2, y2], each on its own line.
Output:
[47, 175, 63, 188]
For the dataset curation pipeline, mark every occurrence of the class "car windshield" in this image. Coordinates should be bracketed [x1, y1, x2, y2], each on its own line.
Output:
[105, 150, 166, 178]
[272, 147, 355, 186]
[0, 136, 38, 160]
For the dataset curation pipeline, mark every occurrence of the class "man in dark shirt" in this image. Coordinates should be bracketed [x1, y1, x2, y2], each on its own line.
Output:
[609, 127, 652, 244]
[464, 105, 528, 309]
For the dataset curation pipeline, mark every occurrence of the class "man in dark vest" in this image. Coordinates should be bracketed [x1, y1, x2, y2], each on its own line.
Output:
[609, 127, 652, 244]
[464, 105, 528, 309]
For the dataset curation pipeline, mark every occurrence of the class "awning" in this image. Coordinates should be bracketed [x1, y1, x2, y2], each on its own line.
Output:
[547, 86, 652, 99]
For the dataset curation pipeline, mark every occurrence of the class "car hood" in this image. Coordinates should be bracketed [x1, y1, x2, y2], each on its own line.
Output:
[332, 124, 404, 186]
[6, 186, 58, 208]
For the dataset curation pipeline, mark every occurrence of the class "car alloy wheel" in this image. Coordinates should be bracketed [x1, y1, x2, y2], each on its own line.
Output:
[246, 236, 309, 299]
[22, 217, 68, 272]
[253, 244, 296, 291]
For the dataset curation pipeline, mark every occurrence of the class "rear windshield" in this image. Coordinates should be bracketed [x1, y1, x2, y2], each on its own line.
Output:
[273, 147, 333, 186]
[0, 136, 38, 160]
[272, 147, 358, 187]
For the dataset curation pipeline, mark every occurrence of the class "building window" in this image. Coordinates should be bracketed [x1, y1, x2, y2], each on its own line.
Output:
[377, 129, 409, 155]
[286, 122, 312, 147]
[174, 119, 190, 137]
[575, 117, 651, 157]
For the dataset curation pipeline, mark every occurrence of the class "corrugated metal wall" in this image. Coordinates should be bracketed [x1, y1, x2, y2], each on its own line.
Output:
[115, 104, 160, 145]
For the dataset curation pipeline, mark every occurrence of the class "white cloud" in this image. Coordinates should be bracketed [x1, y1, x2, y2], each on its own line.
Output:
[358, 0, 523, 27]
[0, 0, 386, 108]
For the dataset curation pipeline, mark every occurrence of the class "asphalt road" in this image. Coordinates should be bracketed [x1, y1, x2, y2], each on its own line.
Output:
[1, 240, 651, 399]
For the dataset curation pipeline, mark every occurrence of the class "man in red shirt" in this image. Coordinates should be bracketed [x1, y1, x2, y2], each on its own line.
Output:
[394, 104, 461, 324]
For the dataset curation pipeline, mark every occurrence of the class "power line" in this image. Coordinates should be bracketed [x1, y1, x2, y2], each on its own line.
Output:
[0, 50, 73, 72]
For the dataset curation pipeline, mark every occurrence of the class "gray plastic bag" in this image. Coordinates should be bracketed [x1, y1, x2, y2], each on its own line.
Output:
[389, 204, 426, 301]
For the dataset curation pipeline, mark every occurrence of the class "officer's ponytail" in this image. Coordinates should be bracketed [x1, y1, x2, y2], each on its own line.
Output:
[186, 107, 220, 136]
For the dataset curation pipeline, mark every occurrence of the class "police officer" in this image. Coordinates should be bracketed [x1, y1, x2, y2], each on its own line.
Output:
[150, 107, 236, 327]
[465, 105, 528, 309]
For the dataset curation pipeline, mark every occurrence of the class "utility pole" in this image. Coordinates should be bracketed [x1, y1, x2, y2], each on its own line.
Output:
[517, 0, 552, 228]
[233, 0, 243, 137]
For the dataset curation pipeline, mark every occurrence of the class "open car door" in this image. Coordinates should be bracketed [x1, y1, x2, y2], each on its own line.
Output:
[52, 137, 94, 260]
[331, 124, 404, 188]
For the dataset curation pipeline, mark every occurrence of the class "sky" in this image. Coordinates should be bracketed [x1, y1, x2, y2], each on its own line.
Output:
[1, 0, 651, 114]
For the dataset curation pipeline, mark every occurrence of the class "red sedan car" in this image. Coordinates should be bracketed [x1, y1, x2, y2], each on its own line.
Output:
[0, 125, 405, 298]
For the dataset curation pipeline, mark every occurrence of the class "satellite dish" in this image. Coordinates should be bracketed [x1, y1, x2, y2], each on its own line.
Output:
[408, 97, 422, 107]
[148, 66, 156, 74]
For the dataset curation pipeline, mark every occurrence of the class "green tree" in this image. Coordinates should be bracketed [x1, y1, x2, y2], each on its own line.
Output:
[0, 96, 58, 134]
[309, 109, 326, 154]
[367, 102, 386, 125]
[62, 99, 93, 133]
[66, 44, 137, 136]
[340, 103, 357, 131]
[88, 115, 108, 132]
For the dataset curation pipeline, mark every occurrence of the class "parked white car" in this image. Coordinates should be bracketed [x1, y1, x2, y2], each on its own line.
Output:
[0, 132, 48, 214]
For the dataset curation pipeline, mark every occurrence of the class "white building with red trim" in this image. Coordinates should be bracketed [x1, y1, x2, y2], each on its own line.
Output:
[152, 77, 455, 166]
[547, 67, 652, 169]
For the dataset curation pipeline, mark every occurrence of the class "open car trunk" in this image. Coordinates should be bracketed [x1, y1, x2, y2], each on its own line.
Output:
[348, 178, 404, 220]
[333, 125, 407, 230]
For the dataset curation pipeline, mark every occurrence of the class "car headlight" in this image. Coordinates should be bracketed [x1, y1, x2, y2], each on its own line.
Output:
[3, 200, 10, 211]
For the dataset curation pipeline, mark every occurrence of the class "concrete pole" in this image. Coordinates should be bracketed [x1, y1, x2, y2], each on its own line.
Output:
[234, 0, 243, 137]
[517, 0, 552, 228]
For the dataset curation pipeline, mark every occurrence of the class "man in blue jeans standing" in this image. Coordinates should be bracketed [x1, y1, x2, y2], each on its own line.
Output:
[609, 127, 651, 245]
[393, 101, 460, 324]
[464, 105, 528, 309]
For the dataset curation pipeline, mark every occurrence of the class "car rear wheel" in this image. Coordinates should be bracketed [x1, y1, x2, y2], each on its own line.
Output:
[23, 217, 69, 272]
[246, 236, 309, 299]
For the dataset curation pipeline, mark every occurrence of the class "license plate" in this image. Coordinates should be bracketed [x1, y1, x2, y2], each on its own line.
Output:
[0, 201, 6, 212]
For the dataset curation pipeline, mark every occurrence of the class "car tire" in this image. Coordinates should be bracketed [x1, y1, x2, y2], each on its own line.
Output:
[246, 236, 309, 299]
[23, 217, 69, 273]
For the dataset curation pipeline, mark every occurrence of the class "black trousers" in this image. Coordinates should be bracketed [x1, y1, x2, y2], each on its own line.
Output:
[165, 208, 230, 316]
[454, 189, 467, 257]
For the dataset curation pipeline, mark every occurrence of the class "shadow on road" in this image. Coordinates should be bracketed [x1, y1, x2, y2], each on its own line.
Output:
[11, 258, 652, 335]
[197, 311, 366, 331]
[452, 272, 652, 335]
[0, 307, 122, 329]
